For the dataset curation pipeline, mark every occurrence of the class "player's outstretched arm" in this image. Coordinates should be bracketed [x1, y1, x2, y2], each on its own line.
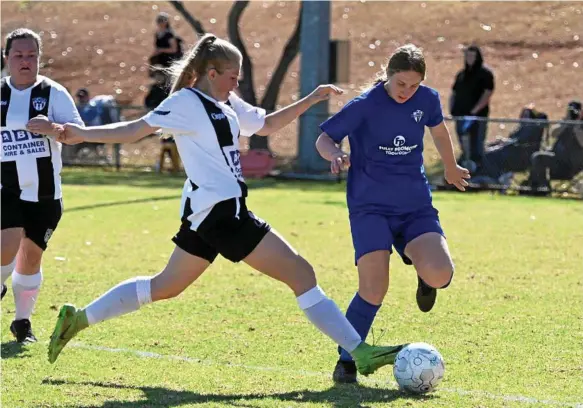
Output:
[256, 84, 344, 136]
[58, 119, 159, 145]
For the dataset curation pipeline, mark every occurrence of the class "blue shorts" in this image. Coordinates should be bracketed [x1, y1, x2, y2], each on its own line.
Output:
[349, 206, 444, 265]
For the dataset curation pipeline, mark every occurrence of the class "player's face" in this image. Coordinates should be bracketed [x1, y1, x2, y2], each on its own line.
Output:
[209, 62, 241, 102]
[386, 70, 423, 104]
[7, 38, 39, 85]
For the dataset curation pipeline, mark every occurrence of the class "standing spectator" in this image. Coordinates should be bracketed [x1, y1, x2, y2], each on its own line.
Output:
[144, 71, 180, 173]
[149, 12, 183, 69]
[450, 45, 495, 168]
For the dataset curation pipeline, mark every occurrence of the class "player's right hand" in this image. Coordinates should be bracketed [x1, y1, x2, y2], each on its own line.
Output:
[57, 123, 86, 145]
[331, 152, 350, 174]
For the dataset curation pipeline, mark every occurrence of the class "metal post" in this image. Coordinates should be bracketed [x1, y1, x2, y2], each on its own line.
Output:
[297, 0, 331, 173]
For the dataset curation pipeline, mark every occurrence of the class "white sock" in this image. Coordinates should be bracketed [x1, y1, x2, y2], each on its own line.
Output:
[84, 277, 152, 326]
[297, 285, 362, 353]
[12, 270, 43, 321]
[1, 259, 16, 286]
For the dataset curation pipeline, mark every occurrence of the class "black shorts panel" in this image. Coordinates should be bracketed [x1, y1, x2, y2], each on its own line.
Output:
[1, 190, 63, 250]
[172, 228, 219, 263]
[172, 197, 271, 263]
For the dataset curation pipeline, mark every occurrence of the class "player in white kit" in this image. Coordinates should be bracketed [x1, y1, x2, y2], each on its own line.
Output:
[1, 28, 83, 343]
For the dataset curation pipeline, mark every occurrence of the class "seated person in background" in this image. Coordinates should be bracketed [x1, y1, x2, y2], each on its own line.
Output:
[524, 100, 583, 194]
[471, 105, 548, 185]
[74, 88, 119, 156]
[144, 71, 180, 173]
[76, 88, 119, 126]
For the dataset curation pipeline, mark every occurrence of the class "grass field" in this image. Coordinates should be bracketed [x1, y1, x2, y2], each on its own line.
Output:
[2, 169, 582, 408]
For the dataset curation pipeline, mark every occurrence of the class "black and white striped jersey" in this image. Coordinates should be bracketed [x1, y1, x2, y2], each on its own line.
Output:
[143, 88, 266, 229]
[1, 75, 83, 201]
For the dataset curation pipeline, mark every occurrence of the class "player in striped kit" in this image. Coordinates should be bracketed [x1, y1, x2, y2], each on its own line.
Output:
[1, 28, 83, 343]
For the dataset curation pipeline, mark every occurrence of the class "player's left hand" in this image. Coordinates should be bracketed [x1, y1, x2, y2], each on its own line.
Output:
[26, 115, 63, 137]
[444, 164, 471, 191]
[309, 84, 344, 103]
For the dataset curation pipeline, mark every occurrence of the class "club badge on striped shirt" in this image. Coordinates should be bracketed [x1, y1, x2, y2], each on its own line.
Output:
[32, 97, 47, 111]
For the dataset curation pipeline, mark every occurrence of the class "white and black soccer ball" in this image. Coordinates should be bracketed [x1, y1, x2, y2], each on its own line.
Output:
[393, 342, 445, 394]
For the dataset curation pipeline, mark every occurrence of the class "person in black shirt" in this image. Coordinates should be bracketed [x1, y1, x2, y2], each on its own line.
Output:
[149, 12, 183, 69]
[144, 70, 179, 173]
[450, 45, 495, 167]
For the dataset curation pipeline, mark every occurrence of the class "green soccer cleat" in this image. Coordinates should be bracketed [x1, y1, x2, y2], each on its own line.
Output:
[47, 304, 88, 364]
[351, 342, 408, 376]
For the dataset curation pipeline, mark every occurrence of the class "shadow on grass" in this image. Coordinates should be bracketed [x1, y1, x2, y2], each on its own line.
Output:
[61, 167, 347, 193]
[66, 195, 180, 213]
[43, 378, 437, 408]
[1, 340, 33, 359]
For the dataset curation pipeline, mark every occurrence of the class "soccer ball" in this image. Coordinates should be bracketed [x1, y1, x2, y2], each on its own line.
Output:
[393, 342, 445, 394]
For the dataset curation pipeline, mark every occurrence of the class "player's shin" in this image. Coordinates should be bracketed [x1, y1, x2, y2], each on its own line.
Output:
[83, 276, 153, 326]
[296, 285, 363, 353]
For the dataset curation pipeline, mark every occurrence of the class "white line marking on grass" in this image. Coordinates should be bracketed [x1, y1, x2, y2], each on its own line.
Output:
[68, 342, 583, 408]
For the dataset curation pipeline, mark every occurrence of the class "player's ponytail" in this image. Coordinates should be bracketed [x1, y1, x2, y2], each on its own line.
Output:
[167, 33, 241, 94]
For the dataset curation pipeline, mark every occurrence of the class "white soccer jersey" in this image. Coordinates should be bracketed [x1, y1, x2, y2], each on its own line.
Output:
[143, 88, 266, 229]
[1, 75, 83, 201]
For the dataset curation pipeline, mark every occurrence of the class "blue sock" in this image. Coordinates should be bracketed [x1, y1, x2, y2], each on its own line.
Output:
[338, 292, 381, 362]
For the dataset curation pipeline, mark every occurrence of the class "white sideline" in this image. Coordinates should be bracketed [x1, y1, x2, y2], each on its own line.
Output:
[68, 342, 582, 408]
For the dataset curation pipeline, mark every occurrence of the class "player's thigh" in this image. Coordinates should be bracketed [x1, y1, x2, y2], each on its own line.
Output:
[1, 228, 22, 265]
[155, 225, 219, 301]
[12, 199, 62, 273]
[405, 232, 454, 289]
[22, 198, 63, 251]
[151, 246, 212, 301]
[1, 190, 24, 264]
[356, 250, 391, 306]
[243, 228, 316, 296]
[349, 212, 393, 266]
[350, 212, 393, 304]
[197, 198, 315, 295]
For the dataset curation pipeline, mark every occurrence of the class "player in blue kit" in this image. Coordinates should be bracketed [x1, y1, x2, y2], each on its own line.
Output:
[316, 44, 470, 383]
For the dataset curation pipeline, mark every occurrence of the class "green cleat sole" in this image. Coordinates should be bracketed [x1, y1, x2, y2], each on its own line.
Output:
[48, 304, 79, 364]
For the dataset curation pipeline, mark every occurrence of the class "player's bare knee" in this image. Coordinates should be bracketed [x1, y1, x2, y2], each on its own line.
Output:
[358, 285, 387, 305]
[19, 244, 44, 272]
[420, 262, 454, 289]
[150, 273, 184, 301]
[286, 257, 317, 296]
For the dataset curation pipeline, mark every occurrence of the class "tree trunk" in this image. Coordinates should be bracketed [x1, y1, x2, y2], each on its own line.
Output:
[169, 1, 206, 36]
[260, 3, 303, 112]
[227, 1, 257, 107]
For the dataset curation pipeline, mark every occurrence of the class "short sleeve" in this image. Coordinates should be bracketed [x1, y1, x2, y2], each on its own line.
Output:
[142, 89, 195, 134]
[228, 92, 266, 137]
[481, 68, 495, 91]
[427, 89, 444, 128]
[51, 87, 84, 126]
[319, 98, 364, 144]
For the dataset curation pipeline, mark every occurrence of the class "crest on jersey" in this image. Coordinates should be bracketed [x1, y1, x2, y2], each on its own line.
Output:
[412, 109, 424, 123]
[32, 97, 47, 111]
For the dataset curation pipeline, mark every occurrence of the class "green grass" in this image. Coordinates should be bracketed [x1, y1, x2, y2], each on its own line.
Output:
[2, 169, 582, 408]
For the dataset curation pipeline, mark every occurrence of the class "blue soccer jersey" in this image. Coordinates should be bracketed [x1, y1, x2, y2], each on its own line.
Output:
[320, 82, 444, 215]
